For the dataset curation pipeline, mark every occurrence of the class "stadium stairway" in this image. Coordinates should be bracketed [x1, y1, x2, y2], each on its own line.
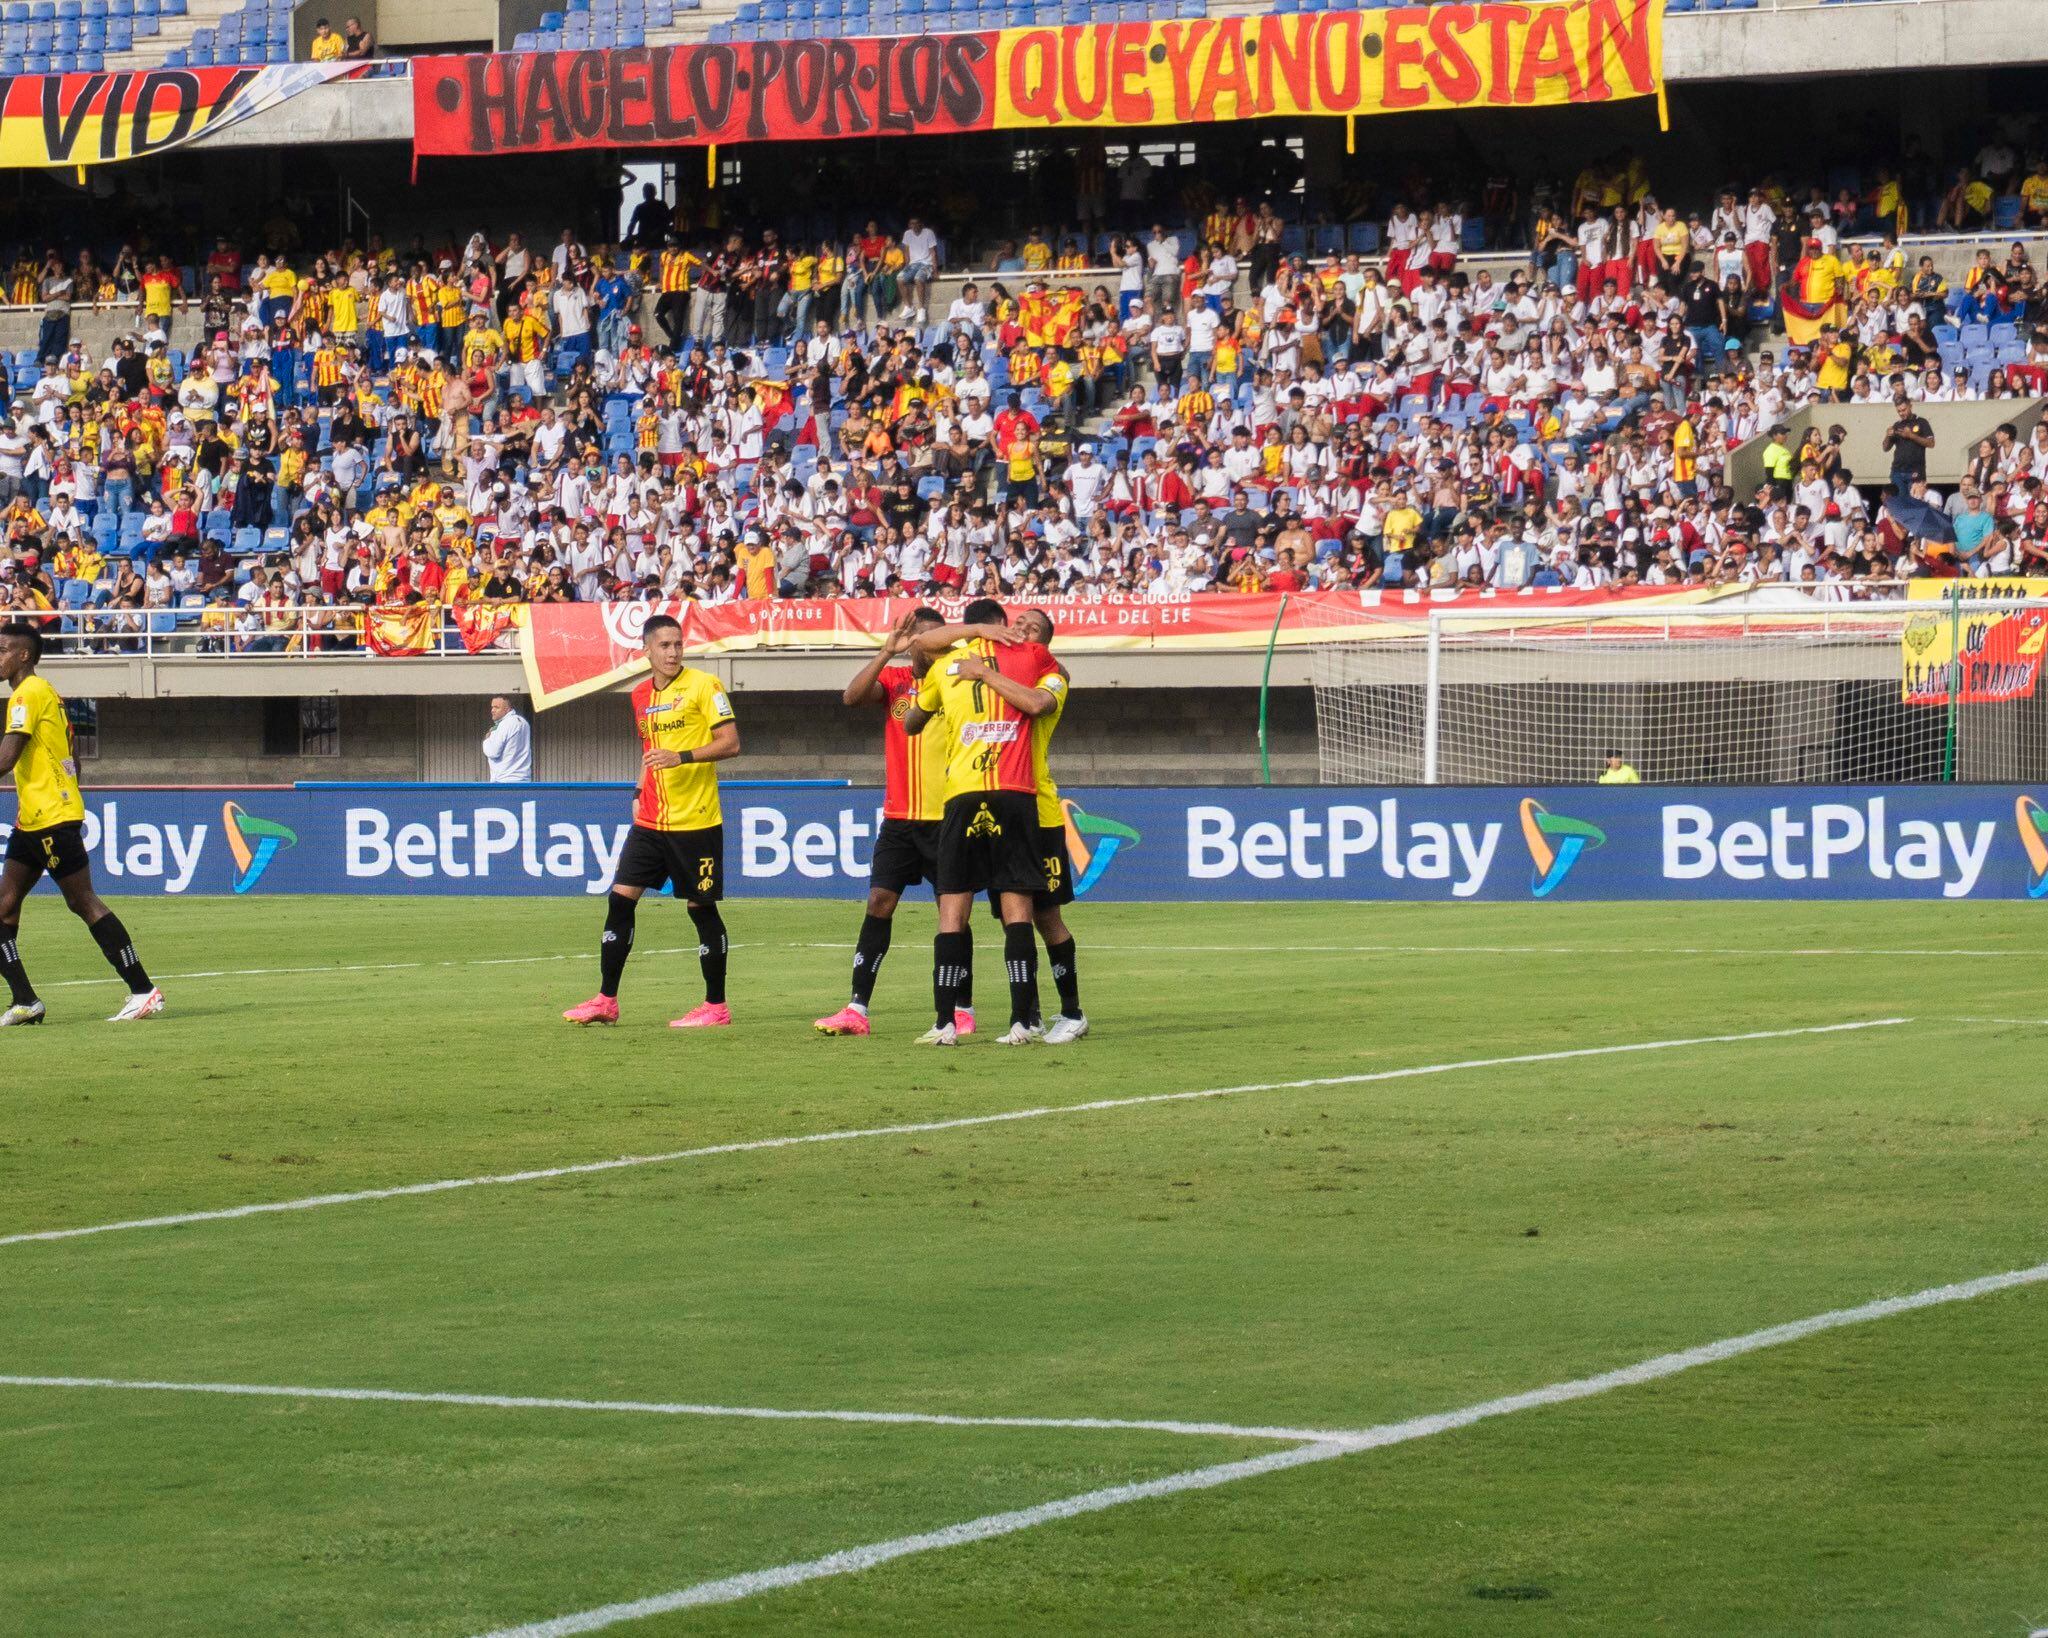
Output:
[100, 0, 288, 70]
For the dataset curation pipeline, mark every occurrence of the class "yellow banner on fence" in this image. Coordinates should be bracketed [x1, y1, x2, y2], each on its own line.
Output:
[1901, 578, 2048, 706]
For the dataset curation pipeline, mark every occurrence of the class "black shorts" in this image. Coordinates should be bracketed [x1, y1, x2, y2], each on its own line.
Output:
[614, 823, 724, 901]
[936, 790, 1043, 897]
[5, 819, 90, 884]
[984, 824, 1075, 915]
[870, 817, 940, 894]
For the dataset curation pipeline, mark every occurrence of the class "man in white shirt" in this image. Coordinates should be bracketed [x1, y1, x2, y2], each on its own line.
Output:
[482, 695, 533, 782]
[947, 282, 988, 339]
[1066, 445, 1107, 521]
[551, 280, 593, 367]
[1186, 302, 1221, 387]
[901, 217, 939, 324]
[1144, 225, 1181, 312]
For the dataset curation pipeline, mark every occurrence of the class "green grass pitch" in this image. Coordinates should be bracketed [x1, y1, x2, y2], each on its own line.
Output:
[1, 895, 2044, 1637]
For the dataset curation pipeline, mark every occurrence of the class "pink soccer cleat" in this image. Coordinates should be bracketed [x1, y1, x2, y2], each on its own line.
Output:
[562, 995, 620, 1025]
[670, 1002, 732, 1029]
[953, 1006, 976, 1036]
[814, 1005, 871, 1036]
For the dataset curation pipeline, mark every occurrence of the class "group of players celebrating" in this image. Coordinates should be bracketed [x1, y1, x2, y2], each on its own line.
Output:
[562, 599, 1087, 1046]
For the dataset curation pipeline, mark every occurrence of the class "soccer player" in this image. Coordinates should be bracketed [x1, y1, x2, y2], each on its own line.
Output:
[0, 621, 162, 1024]
[1013, 607, 1087, 1044]
[932, 606, 1087, 1043]
[563, 613, 740, 1028]
[904, 598, 1065, 1047]
[814, 606, 978, 1038]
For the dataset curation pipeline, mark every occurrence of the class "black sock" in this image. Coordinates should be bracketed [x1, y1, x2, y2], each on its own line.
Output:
[1045, 935, 1080, 1019]
[599, 890, 636, 998]
[0, 920, 33, 1006]
[850, 913, 891, 1008]
[955, 923, 973, 1009]
[90, 913, 150, 994]
[1004, 920, 1039, 1029]
[688, 902, 728, 1006]
[933, 930, 969, 1029]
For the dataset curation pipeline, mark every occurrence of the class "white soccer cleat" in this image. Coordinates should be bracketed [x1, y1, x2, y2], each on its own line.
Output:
[995, 1022, 1041, 1046]
[0, 1000, 45, 1027]
[916, 1023, 958, 1047]
[107, 987, 165, 1022]
[1042, 1013, 1090, 1045]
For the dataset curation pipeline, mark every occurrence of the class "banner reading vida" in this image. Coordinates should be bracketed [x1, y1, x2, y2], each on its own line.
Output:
[413, 0, 1666, 157]
[0, 63, 373, 169]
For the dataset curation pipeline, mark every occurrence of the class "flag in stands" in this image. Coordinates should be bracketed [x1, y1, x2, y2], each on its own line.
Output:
[455, 604, 522, 655]
[365, 603, 439, 657]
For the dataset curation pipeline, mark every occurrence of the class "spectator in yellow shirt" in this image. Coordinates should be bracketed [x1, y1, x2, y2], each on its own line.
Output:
[2024, 160, 2048, 229]
[309, 18, 343, 59]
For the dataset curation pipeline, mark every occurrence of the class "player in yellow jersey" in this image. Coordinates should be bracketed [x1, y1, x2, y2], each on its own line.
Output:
[0, 623, 162, 1024]
[564, 614, 741, 1029]
[1009, 606, 1086, 1043]
[814, 608, 961, 1038]
[904, 598, 1064, 1046]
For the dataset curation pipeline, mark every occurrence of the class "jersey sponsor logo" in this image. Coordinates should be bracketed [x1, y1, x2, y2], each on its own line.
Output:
[1519, 799, 1605, 899]
[223, 801, 298, 894]
[2013, 794, 2048, 899]
[959, 719, 1022, 745]
[1061, 800, 1139, 897]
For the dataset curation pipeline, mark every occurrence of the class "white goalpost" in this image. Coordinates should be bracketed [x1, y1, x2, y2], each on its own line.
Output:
[1306, 598, 2048, 787]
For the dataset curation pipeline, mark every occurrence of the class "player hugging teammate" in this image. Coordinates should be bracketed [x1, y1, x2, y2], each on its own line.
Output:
[817, 599, 1086, 1047]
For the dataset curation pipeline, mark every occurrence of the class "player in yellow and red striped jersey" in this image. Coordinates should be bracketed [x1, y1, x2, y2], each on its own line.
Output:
[903, 598, 1065, 1047]
[814, 607, 974, 1039]
[563, 614, 742, 1031]
[1003, 606, 1086, 1043]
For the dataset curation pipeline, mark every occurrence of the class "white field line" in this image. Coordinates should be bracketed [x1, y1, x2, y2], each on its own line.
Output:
[0, 1019, 1905, 1251]
[31, 938, 2036, 993]
[471, 1257, 2048, 1637]
[933, 942, 2037, 960]
[0, 1376, 1348, 1444]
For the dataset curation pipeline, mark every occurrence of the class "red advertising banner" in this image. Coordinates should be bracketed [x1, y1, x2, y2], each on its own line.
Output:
[519, 583, 1726, 709]
[413, 1, 1667, 158]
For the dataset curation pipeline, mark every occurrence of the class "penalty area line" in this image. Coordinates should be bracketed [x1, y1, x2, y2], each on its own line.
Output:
[0, 1017, 1906, 1250]
[469, 1257, 2048, 1637]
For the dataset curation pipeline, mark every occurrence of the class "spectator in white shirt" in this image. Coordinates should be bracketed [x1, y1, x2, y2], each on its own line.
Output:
[482, 695, 533, 781]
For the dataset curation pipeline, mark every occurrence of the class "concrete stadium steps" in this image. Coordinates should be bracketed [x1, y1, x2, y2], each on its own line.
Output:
[102, 0, 246, 67]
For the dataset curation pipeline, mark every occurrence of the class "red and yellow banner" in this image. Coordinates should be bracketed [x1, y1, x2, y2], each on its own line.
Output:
[520, 582, 1722, 709]
[0, 63, 371, 169]
[414, 0, 1665, 157]
[1901, 579, 2048, 706]
[365, 601, 439, 657]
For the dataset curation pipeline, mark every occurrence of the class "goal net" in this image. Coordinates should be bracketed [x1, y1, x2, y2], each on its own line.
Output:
[1303, 598, 2048, 786]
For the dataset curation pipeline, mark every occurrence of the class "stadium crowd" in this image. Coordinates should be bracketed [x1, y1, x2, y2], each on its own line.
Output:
[3, 154, 2047, 649]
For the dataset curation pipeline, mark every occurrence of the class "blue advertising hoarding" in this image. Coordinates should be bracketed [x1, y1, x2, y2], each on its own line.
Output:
[3, 784, 2047, 901]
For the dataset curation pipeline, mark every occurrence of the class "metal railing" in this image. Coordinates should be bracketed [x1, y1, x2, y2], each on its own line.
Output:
[39, 604, 514, 659]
